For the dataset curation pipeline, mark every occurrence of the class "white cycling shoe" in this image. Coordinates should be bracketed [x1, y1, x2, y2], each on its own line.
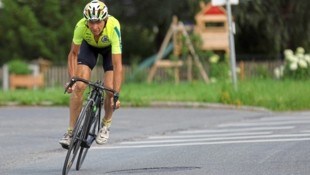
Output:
[96, 126, 110, 144]
[59, 132, 72, 149]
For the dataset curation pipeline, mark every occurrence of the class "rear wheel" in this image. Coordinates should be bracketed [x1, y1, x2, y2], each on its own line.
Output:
[62, 101, 93, 175]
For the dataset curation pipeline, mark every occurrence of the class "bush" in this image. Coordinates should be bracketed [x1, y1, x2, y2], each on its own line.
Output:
[7, 59, 31, 75]
[274, 47, 310, 79]
[208, 54, 230, 82]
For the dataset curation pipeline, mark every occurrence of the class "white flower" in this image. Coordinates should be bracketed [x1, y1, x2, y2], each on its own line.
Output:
[296, 53, 304, 59]
[284, 49, 293, 58]
[282, 47, 309, 78]
[209, 55, 220, 64]
[289, 62, 298, 71]
[298, 59, 308, 68]
[274, 67, 281, 79]
[304, 54, 310, 64]
[274, 65, 285, 79]
[286, 55, 298, 63]
[296, 47, 305, 55]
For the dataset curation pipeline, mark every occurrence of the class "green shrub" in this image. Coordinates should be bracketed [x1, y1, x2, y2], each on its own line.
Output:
[208, 54, 230, 82]
[274, 47, 310, 79]
[7, 59, 31, 75]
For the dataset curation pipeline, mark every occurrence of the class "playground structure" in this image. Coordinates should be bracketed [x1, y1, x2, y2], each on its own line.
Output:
[195, 2, 229, 53]
[146, 16, 209, 84]
[134, 3, 229, 84]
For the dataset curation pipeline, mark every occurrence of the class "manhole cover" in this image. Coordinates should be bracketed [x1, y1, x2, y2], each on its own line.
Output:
[105, 166, 201, 174]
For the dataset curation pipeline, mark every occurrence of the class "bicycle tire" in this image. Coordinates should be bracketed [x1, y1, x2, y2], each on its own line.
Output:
[62, 100, 93, 175]
[76, 107, 100, 170]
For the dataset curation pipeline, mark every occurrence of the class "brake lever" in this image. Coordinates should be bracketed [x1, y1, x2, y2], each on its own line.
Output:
[113, 92, 119, 111]
[64, 78, 76, 94]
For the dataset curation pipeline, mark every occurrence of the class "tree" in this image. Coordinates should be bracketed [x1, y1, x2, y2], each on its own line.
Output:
[107, 0, 202, 64]
[0, 0, 200, 65]
[0, 0, 86, 65]
[234, 0, 310, 59]
[0, 0, 308, 66]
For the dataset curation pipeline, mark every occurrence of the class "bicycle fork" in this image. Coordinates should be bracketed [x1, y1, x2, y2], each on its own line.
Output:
[82, 98, 102, 148]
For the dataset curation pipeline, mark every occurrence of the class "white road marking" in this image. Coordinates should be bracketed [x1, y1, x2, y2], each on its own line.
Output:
[148, 131, 272, 139]
[178, 126, 294, 134]
[92, 138, 310, 150]
[121, 133, 310, 145]
[218, 121, 310, 127]
[91, 116, 310, 150]
[260, 116, 310, 121]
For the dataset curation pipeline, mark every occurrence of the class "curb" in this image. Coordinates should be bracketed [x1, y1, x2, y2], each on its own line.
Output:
[149, 101, 271, 112]
[0, 101, 270, 112]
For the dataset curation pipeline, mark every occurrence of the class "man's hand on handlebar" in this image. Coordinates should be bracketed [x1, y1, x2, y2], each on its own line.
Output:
[65, 81, 76, 94]
[64, 77, 120, 109]
[112, 99, 121, 110]
[112, 92, 120, 110]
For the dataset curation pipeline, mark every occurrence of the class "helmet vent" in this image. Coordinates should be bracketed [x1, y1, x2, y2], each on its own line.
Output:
[92, 7, 95, 15]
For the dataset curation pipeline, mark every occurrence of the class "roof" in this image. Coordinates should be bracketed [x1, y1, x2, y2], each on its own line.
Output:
[199, 2, 226, 16]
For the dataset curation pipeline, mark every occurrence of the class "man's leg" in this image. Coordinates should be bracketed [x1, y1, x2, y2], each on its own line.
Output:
[69, 65, 92, 129]
[103, 71, 114, 125]
[96, 70, 113, 144]
[60, 65, 91, 146]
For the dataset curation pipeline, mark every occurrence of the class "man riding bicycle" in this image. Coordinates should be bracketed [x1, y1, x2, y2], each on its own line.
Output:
[59, 0, 122, 148]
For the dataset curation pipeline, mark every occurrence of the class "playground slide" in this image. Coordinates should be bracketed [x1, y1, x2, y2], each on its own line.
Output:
[130, 42, 173, 79]
[138, 42, 173, 70]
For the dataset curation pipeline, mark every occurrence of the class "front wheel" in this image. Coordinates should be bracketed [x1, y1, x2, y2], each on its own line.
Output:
[62, 101, 93, 175]
[76, 108, 100, 170]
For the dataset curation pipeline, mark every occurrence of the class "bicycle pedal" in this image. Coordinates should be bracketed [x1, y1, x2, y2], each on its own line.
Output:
[61, 144, 69, 150]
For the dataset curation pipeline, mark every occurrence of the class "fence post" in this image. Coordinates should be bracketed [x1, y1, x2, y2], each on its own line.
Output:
[2, 64, 9, 91]
[29, 64, 40, 89]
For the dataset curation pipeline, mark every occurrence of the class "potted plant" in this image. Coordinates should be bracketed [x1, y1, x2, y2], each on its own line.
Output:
[8, 59, 32, 75]
[8, 59, 43, 89]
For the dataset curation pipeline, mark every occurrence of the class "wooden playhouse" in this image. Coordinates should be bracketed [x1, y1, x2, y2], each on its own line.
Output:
[195, 2, 229, 53]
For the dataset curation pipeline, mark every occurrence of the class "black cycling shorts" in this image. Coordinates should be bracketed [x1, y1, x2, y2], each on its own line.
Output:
[78, 40, 113, 72]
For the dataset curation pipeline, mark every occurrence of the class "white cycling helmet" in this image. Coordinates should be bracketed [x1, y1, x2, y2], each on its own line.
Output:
[83, 0, 108, 21]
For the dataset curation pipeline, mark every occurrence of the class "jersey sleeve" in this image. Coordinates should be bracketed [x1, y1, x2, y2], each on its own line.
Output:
[110, 19, 122, 54]
[72, 20, 85, 45]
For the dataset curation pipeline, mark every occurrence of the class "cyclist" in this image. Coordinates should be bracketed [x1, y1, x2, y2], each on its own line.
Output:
[59, 0, 122, 148]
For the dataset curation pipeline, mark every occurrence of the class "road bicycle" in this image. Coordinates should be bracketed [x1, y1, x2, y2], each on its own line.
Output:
[62, 77, 117, 175]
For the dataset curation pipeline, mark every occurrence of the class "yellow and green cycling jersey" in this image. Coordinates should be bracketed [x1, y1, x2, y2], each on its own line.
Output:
[72, 16, 122, 54]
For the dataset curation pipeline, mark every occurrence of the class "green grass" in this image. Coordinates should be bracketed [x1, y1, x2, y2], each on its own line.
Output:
[1, 79, 310, 111]
[0, 88, 69, 106]
[229, 79, 310, 111]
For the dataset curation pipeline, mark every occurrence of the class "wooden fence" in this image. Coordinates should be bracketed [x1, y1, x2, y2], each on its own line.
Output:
[238, 60, 283, 79]
[1, 60, 284, 88]
[44, 66, 133, 87]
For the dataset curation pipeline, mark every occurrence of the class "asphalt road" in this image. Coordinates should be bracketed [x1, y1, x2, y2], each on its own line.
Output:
[1, 107, 310, 175]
